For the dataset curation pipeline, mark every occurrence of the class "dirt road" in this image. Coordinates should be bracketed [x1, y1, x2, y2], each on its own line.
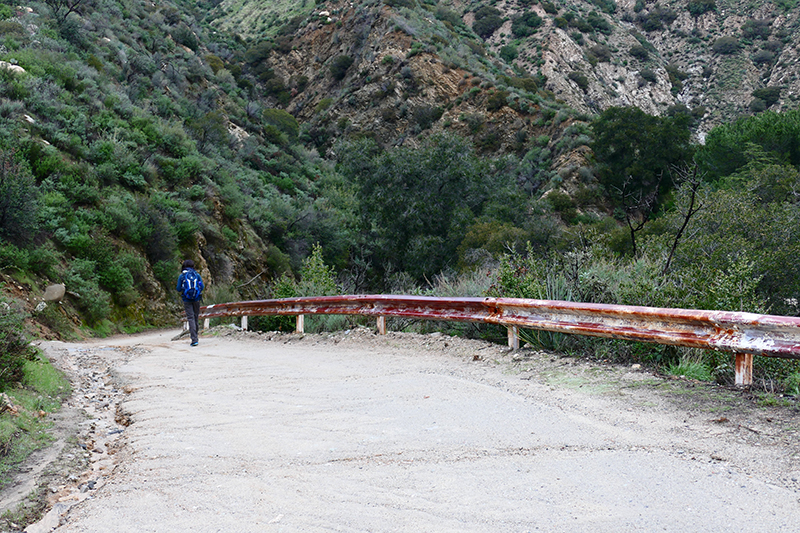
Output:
[18, 327, 800, 532]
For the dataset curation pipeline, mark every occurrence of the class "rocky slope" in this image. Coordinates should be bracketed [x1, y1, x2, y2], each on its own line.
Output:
[210, 0, 800, 142]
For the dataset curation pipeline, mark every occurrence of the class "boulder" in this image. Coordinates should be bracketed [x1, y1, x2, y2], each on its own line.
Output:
[43, 284, 66, 302]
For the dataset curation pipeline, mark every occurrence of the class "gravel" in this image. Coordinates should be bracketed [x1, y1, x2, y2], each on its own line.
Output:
[7, 326, 799, 532]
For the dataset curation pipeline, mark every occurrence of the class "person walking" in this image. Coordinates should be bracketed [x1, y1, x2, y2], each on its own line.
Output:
[177, 259, 204, 346]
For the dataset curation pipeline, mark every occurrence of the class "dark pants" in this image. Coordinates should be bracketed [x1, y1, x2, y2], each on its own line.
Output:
[184, 299, 201, 343]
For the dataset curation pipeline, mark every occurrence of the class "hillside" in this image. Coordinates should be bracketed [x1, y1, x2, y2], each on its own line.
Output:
[2, 0, 800, 343]
[210, 0, 800, 139]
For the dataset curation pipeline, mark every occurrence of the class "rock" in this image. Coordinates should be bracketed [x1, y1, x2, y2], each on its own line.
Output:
[0, 61, 25, 75]
[43, 284, 66, 302]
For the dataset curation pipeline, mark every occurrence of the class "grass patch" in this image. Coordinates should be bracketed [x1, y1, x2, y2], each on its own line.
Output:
[1, 485, 48, 527]
[0, 351, 70, 489]
[665, 359, 713, 381]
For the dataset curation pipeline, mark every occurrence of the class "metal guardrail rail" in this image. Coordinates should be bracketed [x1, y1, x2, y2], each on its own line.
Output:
[196, 295, 800, 387]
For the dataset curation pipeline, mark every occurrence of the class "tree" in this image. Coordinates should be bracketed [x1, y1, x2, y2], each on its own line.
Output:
[663, 164, 707, 274]
[338, 134, 515, 283]
[43, 0, 87, 24]
[696, 109, 800, 179]
[591, 107, 693, 206]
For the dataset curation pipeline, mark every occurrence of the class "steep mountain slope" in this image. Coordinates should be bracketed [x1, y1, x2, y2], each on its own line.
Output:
[210, 0, 800, 139]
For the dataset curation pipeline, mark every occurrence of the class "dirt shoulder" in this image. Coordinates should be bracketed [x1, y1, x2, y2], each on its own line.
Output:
[2, 326, 799, 531]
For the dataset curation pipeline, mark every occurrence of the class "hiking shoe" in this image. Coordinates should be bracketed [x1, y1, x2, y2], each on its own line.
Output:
[191, 341, 198, 346]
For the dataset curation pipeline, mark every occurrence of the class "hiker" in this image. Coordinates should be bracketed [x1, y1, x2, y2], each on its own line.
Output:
[177, 259, 204, 346]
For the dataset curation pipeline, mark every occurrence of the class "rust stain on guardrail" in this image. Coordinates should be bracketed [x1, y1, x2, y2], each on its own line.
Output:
[194, 295, 800, 387]
[199, 295, 800, 360]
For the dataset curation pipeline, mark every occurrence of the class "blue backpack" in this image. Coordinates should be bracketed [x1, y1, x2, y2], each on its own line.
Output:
[181, 269, 204, 301]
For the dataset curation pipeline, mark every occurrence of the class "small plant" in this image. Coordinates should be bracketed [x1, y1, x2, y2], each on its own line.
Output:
[666, 358, 713, 381]
[785, 372, 800, 395]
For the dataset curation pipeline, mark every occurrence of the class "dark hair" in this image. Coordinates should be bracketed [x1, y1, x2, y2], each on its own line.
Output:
[182, 259, 195, 269]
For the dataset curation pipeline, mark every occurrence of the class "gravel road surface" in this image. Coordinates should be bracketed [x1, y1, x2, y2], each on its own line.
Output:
[19, 327, 800, 532]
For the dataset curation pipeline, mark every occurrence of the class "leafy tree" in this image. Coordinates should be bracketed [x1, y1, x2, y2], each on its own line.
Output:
[591, 106, 693, 207]
[338, 134, 517, 283]
[696, 109, 800, 179]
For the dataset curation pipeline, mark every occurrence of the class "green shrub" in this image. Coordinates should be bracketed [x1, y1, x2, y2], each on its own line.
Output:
[511, 12, 542, 38]
[330, 55, 354, 81]
[486, 90, 509, 112]
[742, 19, 772, 40]
[589, 44, 612, 62]
[250, 274, 298, 332]
[752, 49, 775, 66]
[712, 36, 740, 54]
[0, 243, 29, 272]
[587, 11, 613, 34]
[315, 97, 334, 113]
[263, 108, 300, 139]
[629, 45, 649, 61]
[568, 71, 589, 92]
[687, 0, 715, 17]
[786, 372, 800, 395]
[0, 295, 33, 390]
[64, 259, 112, 325]
[0, 150, 40, 246]
[499, 44, 518, 63]
[473, 6, 503, 39]
[640, 68, 657, 83]
[751, 87, 781, 107]
[172, 23, 199, 51]
[413, 105, 444, 129]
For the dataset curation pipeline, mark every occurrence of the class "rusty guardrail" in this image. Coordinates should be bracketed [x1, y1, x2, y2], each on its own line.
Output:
[195, 295, 800, 387]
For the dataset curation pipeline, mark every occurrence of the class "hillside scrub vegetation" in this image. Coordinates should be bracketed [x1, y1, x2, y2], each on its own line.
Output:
[0, 0, 798, 394]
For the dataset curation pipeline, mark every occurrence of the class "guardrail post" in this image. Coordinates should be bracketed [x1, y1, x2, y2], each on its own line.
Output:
[241, 315, 248, 331]
[296, 314, 304, 334]
[507, 326, 519, 350]
[203, 318, 209, 330]
[735, 353, 753, 387]
[377, 316, 386, 335]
